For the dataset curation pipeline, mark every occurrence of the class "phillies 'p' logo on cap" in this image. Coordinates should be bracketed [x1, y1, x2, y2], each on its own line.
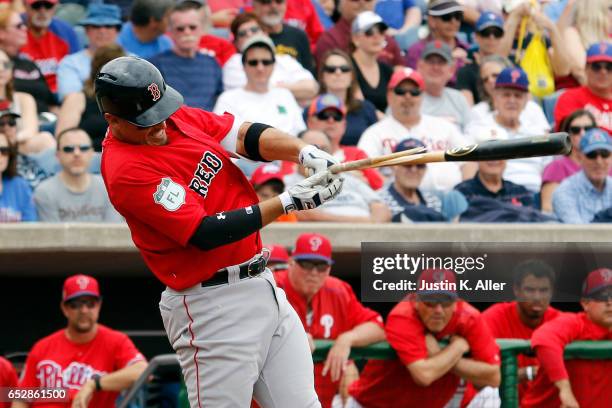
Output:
[292, 233, 334, 264]
[62, 274, 101, 302]
[510, 69, 521, 83]
[148, 83, 161, 101]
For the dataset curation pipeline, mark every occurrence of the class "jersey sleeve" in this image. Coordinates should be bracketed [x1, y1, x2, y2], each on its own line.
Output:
[385, 307, 427, 365]
[0, 358, 18, 388]
[461, 314, 500, 365]
[113, 333, 147, 370]
[18, 344, 41, 388]
[531, 313, 581, 382]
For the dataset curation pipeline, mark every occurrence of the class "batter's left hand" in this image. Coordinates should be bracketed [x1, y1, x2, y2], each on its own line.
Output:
[322, 334, 352, 382]
[299, 145, 339, 177]
[72, 380, 95, 408]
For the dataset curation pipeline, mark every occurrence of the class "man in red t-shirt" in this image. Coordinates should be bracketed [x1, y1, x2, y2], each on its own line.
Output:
[0, 357, 18, 408]
[554, 41, 612, 134]
[522, 268, 612, 408]
[274, 233, 384, 408]
[96, 57, 344, 407]
[11, 275, 147, 408]
[481, 259, 561, 404]
[347, 269, 501, 408]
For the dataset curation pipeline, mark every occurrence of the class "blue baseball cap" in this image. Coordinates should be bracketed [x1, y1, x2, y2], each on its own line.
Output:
[580, 128, 612, 155]
[495, 67, 529, 92]
[586, 41, 612, 64]
[394, 137, 426, 153]
[476, 12, 504, 32]
[79, 3, 122, 27]
[307, 93, 346, 117]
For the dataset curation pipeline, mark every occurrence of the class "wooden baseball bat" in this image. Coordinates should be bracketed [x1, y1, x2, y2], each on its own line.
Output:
[332, 133, 571, 172]
[328, 146, 426, 174]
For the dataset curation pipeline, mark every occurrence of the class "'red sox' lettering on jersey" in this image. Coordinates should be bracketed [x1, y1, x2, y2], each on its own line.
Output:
[189, 151, 223, 198]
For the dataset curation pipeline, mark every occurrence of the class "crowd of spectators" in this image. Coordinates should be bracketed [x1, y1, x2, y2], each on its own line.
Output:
[0, 0, 610, 225]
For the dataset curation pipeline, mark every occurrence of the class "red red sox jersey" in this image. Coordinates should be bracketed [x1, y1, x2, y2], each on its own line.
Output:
[481, 302, 560, 402]
[101, 106, 261, 290]
[349, 300, 500, 408]
[0, 357, 18, 408]
[522, 312, 612, 408]
[18, 325, 145, 407]
[274, 271, 383, 408]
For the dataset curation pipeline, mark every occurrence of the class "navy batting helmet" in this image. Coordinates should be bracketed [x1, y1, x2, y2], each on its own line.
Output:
[94, 56, 183, 127]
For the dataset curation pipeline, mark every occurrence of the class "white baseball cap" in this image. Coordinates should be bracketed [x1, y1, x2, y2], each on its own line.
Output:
[351, 11, 388, 34]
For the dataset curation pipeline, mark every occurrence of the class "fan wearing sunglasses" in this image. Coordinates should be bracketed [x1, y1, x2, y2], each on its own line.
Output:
[404, 0, 470, 86]
[541, 109, 603, 213]
[553, 128, 612, 224]
[33, 127, 122, 222]
[0, 131, 36, 222]
[554, 41, 612, 135]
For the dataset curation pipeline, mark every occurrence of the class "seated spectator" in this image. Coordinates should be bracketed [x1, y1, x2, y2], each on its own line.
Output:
[262, 243, 289, 272]
[350, 11, 393, 113]
[0, 7, 56, 115]
[358, 68, 470, 191]
[465, 67, 551, 192]
[417, 40, 471, 131]
[482, 260, 560, 406]
[0, 131, 36, 222]
[20, 0, 81, 94]
[456, 127, 535, 209]
[56, 3, 122, 102]
[117, 0, 173, 58]
[250, 162, 297, 222]
[381, 137, 468, 222]
[554, 41, 612, 134]
[275, 233, 385, 408]
[347, 269, 501, 408]
[252, 0, 315, 73]
[553, 128, 612, 223]
[184, 2, 236, 67]
[522, 268, 612, 408]
[317, 49, 378, 146]
[306, 93, 383, 190]
[0, 49, 55, 155]
[286, 128, 391, 223]
[405, 1, 469, 86]
[149, 2, 222, 111]
[214, 34, 306, 136]
[224, 12, 318, 104]
[375, 0, 422, 51]
[540, 109, 599, 213]
[56, 44, 126, 153]
[34, 127, 122, 222]
[557, 0, 611, 86]
[456, 11, 506, 105]
[13, 275, 148, 408]
[315, 0, 403, 68]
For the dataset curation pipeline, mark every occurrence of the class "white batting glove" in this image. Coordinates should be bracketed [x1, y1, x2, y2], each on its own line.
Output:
[279, 171, 343, 213]
[299, 145, 339, 177]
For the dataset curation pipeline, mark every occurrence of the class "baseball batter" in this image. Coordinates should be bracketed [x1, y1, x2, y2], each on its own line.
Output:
[95, 56, 343, 408]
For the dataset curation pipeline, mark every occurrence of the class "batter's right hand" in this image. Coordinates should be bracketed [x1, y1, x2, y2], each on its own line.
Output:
[280, 171, 343, 213]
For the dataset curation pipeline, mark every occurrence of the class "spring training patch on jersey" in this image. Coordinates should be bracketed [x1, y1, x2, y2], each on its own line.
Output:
[154, 177, 186, 211]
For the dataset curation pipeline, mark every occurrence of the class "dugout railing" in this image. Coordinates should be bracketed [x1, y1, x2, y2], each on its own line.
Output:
[118, 339, 612, 408]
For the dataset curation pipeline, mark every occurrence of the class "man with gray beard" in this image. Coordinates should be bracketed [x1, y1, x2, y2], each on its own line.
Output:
[20, 0, 81, 94]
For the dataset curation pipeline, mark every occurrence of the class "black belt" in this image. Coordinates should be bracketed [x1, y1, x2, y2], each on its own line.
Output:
[201, 255, 267, 287]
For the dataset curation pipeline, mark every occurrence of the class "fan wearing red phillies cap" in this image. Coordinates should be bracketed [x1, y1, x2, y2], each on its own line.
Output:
[263, 244, 290, 272]
[15, 275, 147, 408]
[555, 41, 612, 134]
[347, 269, 501, 408]
[273, 233, 384, 408]
[523, 268, 612, 408]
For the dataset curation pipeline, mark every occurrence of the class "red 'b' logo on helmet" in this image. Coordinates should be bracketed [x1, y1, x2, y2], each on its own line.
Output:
[148, 83, 161, 101]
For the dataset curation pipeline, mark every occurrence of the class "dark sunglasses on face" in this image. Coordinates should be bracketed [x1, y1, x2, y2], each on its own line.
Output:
[237, 26, 261, 38]
[297, 260, 329, 272]
[323, 64, 351, 74]
[245, 58, 275, 67]
[316, 110, 343, 122]
[364, 26, 385, 37]
[393, 87, 422, 97]
[0, 146, 10, 156]
[585, 149, 611, 160]
[569, 125, 595, 135]
[257, 0, 285, 4]
[478, 28, 503, 38]
[422, 300, 454, 308]
[591, 291, 612, 302]
[402, 163, 426, 170]
[589, 62, 612, 72]
[0, 118, 16, 127]
[439, 12, 463, 22]
[31, 1, 55, 10]
[65, 298, 98, 309]
[61, 144, 92, 154]
[175, 24, 198, 33]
